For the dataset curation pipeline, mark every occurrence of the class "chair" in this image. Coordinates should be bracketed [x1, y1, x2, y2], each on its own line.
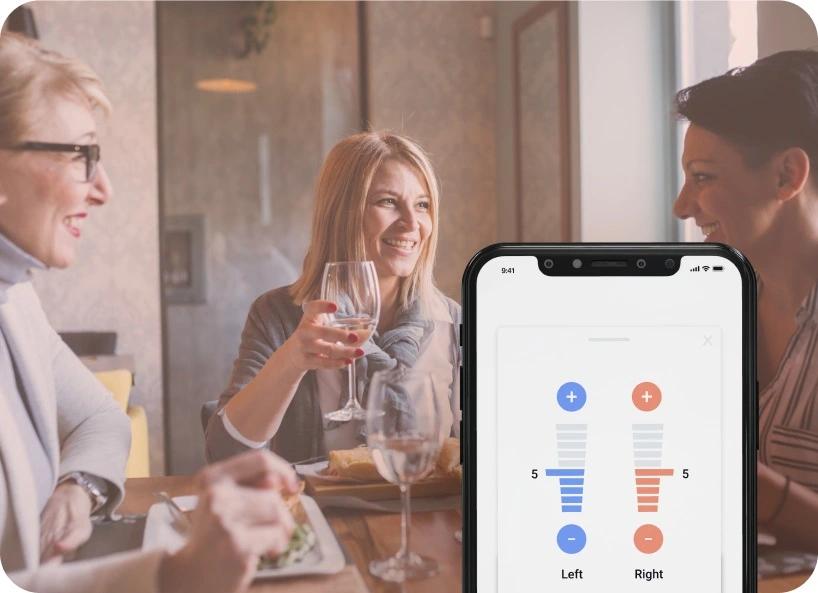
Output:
[201, 400, 219, 435]
[61, 331, 151, 478]
[94, 369, 150, 478]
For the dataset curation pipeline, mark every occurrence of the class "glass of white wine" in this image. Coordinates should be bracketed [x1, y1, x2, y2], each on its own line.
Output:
[321, 261, 380, 422]
[367, 368, 445, 582]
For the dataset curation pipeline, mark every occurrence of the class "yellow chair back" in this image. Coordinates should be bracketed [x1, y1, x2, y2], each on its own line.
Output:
[94, 369, 132, 412]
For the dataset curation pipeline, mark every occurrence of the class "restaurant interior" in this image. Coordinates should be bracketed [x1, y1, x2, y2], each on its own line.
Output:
[3, 1, 817, 592]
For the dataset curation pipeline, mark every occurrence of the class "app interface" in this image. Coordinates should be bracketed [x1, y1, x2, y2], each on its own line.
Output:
[475, 256, 745, 593]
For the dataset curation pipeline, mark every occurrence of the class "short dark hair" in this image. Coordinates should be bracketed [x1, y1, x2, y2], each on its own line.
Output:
[676, 50, 818, 169]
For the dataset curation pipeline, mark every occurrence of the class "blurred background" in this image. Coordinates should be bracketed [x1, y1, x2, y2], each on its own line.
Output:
[3, 0, 815, 476]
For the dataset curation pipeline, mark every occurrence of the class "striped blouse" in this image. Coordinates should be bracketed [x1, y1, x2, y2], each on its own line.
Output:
[759, 281, 818, 491]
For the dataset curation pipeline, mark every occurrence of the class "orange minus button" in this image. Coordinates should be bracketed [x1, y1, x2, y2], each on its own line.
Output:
[634, 524, 663, 554]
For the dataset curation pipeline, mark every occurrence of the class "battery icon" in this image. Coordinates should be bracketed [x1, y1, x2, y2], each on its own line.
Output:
[713, 266, 724, 271]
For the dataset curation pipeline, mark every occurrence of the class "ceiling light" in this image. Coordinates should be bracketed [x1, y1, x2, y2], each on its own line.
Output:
[195, 78, 257, 94]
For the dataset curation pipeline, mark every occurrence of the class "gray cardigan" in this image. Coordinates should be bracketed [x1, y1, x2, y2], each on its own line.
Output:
[0, 287, 165, 590]
[0, 235, 161, 592]
[205, 285, 461, 462]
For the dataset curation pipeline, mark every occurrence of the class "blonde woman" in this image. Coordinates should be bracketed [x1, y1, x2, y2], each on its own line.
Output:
[0, 32, 297, 593]
[206, 132, 461, 462]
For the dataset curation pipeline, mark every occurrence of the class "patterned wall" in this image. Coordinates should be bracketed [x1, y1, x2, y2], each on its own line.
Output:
[367, 1, 499, 301]
[518, 6, 565, 242]
[28, 2, 165, 474]
[159, 2, 361, 473]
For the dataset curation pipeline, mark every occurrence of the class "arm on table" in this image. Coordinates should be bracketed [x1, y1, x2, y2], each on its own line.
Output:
[10, 549, 165, 593]
[759, 461, 818, 552]
[50, 327, 130, 511]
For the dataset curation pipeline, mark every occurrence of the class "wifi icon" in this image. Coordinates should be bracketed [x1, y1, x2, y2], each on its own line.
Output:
[702, 265, 711, 272]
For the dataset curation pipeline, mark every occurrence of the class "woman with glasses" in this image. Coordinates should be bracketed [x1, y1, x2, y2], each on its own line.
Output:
[0, 32, 298, 593]
[205, 131, 461, 463]
[674, 50, 818, 552]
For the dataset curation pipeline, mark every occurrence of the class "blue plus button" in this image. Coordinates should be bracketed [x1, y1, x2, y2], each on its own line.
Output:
[557, 382, 586, 412]
[557, 524, 587, 554]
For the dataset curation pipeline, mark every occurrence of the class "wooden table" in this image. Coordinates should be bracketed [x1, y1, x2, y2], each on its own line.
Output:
[121, 476, 462, 593]
[758, 572, 812, 593]
[123, 476, 813, 593]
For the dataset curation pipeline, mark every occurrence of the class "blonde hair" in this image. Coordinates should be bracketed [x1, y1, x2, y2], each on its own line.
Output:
[290, 131, 441, 312]
[0, 32, 110, 147]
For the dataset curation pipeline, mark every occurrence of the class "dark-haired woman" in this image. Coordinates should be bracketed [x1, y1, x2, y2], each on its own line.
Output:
[673, 49, 818, 552]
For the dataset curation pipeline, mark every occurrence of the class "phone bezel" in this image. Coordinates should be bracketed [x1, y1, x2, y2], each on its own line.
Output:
[461, 243, 757, 592]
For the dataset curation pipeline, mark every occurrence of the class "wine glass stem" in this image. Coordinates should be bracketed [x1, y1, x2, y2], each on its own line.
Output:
[399, 482, 411, 561]
[346, 359, 359, 409]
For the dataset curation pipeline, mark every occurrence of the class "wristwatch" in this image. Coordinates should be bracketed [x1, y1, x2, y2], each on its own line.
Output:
[58, 472, 109, 514]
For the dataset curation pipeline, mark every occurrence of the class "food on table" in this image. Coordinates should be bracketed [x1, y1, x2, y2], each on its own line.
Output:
[436, 437, 461, 477]
[284, 480, 307, 523]
[258, 523, 317, 569]
[259, 480, 316, 569]
[327, 440, 462, 481]
[327, 446, 384, 481]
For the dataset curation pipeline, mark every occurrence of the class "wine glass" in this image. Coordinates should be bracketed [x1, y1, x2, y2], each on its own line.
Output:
[367, 368, 445, 582]
[321, 261, 381, 422]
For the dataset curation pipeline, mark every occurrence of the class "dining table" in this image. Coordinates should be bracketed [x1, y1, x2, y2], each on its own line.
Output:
[120, 475, 462, 593]
[121, 475, 815, 593]
[758, 571, 813, 592]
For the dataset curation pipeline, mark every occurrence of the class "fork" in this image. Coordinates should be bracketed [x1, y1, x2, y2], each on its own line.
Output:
[155, 491, 192, 533]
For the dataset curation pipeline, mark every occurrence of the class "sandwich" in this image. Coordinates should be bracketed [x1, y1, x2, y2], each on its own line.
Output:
[327, 439, 462, 481]
[259, 480, 316, 569]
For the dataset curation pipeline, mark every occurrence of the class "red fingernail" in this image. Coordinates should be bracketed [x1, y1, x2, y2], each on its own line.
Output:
[355, 348, 365, 357]
[347, 333, 358, 343]
[327, 303, 337, 312]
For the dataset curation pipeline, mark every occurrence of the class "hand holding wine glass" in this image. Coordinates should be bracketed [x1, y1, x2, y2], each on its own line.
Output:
[321, 261, 381, 422]
[367, 369, 445, 582]
[284, 299, 366, 372]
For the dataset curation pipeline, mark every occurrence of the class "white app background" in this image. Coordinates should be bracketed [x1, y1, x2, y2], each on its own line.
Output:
[497, 326, 721, 591]
[475, 255, 745, 593]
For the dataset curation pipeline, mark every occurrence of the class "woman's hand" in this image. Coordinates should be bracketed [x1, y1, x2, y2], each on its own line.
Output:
[39, 482, 94, 563]
[280, 299, 365, 373]
[158, 450, 300, 593]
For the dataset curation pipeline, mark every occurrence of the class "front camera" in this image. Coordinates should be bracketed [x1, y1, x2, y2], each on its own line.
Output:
[544, 258, 555, 269]
[664, 258, 676, 270]
[636, 258, 647, 269]
[572, 258, 583, 269]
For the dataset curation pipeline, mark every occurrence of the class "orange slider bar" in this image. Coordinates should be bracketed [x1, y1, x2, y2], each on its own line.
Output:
[634, 468, 674, 512]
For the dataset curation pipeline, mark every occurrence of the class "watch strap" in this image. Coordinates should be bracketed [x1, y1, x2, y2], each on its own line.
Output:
[59, 472, 109, 514]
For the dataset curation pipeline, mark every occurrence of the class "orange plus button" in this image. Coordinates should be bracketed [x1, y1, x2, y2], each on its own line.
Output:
[634, 524, 663, 554]
[632, 381, 662, 412]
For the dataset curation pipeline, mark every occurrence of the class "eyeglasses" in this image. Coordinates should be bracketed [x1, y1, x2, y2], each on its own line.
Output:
[11, 141, 101, 183]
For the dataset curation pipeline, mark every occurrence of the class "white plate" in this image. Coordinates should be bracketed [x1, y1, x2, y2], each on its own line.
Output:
[142, 494, 345, 578]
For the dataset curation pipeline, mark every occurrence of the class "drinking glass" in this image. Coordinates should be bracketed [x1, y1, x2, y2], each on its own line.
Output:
[367, 369, 444, 581]
[321, 261, 381, 422]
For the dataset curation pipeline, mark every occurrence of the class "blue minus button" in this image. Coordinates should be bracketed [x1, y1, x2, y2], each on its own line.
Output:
[557, 524, 586, 554]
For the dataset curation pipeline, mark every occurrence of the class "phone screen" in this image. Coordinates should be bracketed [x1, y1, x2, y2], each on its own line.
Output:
[471, 253, 750, 592]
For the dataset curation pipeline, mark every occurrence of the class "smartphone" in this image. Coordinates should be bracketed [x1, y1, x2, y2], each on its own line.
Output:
[462, 244, 757, 592]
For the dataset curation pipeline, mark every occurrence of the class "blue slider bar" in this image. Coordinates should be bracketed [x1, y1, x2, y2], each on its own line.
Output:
[561, 496, 583, 504]
[546, 469, 586, 512]
[545, 469, 585, 477]
[559, 478, 584, 486]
